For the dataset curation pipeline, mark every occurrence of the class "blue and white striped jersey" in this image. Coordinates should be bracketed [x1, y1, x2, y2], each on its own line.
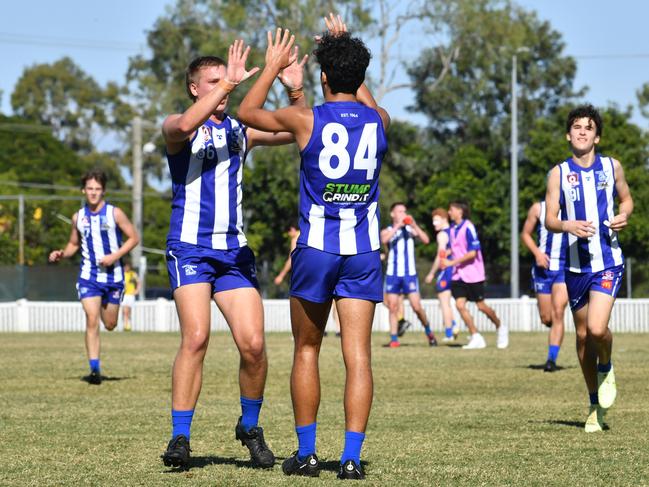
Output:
[537, 201, 565, 271]
[76, 203, 123, 284]
[386, 225, 417, 277]
[167, 115, 247, 250]
[558, 154, 623, 273]
[296, 101, 387, 255]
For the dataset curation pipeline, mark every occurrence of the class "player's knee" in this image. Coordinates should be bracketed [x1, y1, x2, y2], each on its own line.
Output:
[240, 337, 266, 364]
[86, 315, 100, 330]
[104, 319, 118, 331]
[575, 328, 588, 344]
[588, 326, 607, 341]
[540, 312, 552, 327]
[182, 331, 210, 354]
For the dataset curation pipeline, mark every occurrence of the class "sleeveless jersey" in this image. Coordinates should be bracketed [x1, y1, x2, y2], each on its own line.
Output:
[537, 201, 565, 271]
[558, 154, 623, 273]
[296, 101, 387, 255]
[77, 203, 123, 284]
[386, 225, 417, 277]
[167, 115, 247, 250]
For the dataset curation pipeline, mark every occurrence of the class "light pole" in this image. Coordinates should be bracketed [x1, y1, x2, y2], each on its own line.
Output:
[510, 47, 529, 299]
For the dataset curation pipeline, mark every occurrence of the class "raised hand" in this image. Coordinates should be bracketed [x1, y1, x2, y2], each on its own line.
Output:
[315, 12, 348, 42]
[278, 46, 308, 90]
[226, 39, 260, 85]
[265, 28, 296, 71]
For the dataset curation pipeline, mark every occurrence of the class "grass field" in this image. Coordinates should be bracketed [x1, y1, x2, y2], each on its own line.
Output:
[2, 330, 649, 486]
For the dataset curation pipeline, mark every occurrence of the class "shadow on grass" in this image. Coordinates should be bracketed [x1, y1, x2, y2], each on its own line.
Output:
[524, 364, 572, 371]
[535, 419, 609, 431]
[163, 455, 282, 472]
[79, 375, 132, 383]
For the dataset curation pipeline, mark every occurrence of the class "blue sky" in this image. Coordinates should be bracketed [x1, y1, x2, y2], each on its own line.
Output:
[1, 0, 648, 133]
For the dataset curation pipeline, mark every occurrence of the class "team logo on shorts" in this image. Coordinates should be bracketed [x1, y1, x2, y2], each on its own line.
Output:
[182, 264, 197, 276]
[566, 172, 580, 186]
[112, 290, 121, 299]
[439, 280, 447, 288]
[601, 270, 614, 290]
[79, 287, 89, 294]
[409, 282, 416, 290]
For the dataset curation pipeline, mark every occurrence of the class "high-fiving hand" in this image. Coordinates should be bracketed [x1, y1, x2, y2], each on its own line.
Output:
[278, 46, 308, 91]
[265, 28, 296, 71]
[226, 39, 260, 85]
[315, 12, 348, 42]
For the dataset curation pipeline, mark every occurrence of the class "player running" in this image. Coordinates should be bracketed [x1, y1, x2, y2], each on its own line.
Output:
[238, 14, 389, 479]
[382, 202, 437, 348]
[444, 200, 508, 349]
[49, 169, 139, 384]
[545, 104, 633, 432]
[425, 208, 459, 342]
[160, 40, 304, 468]
[521, 200, 567, 372]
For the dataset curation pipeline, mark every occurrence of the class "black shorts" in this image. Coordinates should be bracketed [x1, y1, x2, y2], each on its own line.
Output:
[451, 280, 485, 302]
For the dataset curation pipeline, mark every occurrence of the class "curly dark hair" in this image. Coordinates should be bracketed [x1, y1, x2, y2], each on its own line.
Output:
[81, 169, 107, 189]
[313, 32, 371, 94]
[566, 104, 603, 137]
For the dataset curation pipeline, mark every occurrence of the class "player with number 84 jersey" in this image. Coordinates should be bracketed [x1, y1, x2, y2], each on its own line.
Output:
[298, 101, 387, 255]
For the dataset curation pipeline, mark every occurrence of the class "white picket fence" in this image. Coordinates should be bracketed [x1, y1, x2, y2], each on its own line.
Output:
[1, 298, 649, 333]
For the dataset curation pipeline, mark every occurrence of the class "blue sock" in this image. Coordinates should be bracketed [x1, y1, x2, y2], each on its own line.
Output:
[589, 392, 598, 406]
[423, 325, 432, 336]
[296, 422, 317, 460]
[547, 345, 560, 362]
[390, 334, 398, 342]
[240, 396, 263, 431]
[445, 327, 453, 338]
[89, 359, 100, 374]
[172, 409, 194, 440]
[598, 361, 612, 373]
[341, 431, 365, 464]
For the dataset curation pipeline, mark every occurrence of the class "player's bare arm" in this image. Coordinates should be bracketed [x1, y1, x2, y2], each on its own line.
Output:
[609, 158, 633, 231]
[425, 231, 447, 283]
[545, 165, 595, 237]
[163, 39, 259, 153]
[238, 29, 313, 149]
[380, 222, 404, 245]
[409, 218, 430, 244]
[49, 212, 81, 262]
[445, 250, 476, 269]
[246, 45, 309, 149]
[99, 208, 140, 267]
[521, 202, 549, 269]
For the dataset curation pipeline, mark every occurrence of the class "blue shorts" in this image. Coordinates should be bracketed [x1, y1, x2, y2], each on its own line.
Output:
[290, 246, 383, 303]
[76, 278, 124, 305]
[565, 264, 624, 311]
[385, 274, 420, 295]
[166, 242, 259, 293]
[531, 266, 565, 295]
[435, 267, 453, 293]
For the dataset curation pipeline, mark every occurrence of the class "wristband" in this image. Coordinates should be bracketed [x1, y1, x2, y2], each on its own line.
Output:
[218, 79, 237, 94]
[287, 86, 304, 102]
